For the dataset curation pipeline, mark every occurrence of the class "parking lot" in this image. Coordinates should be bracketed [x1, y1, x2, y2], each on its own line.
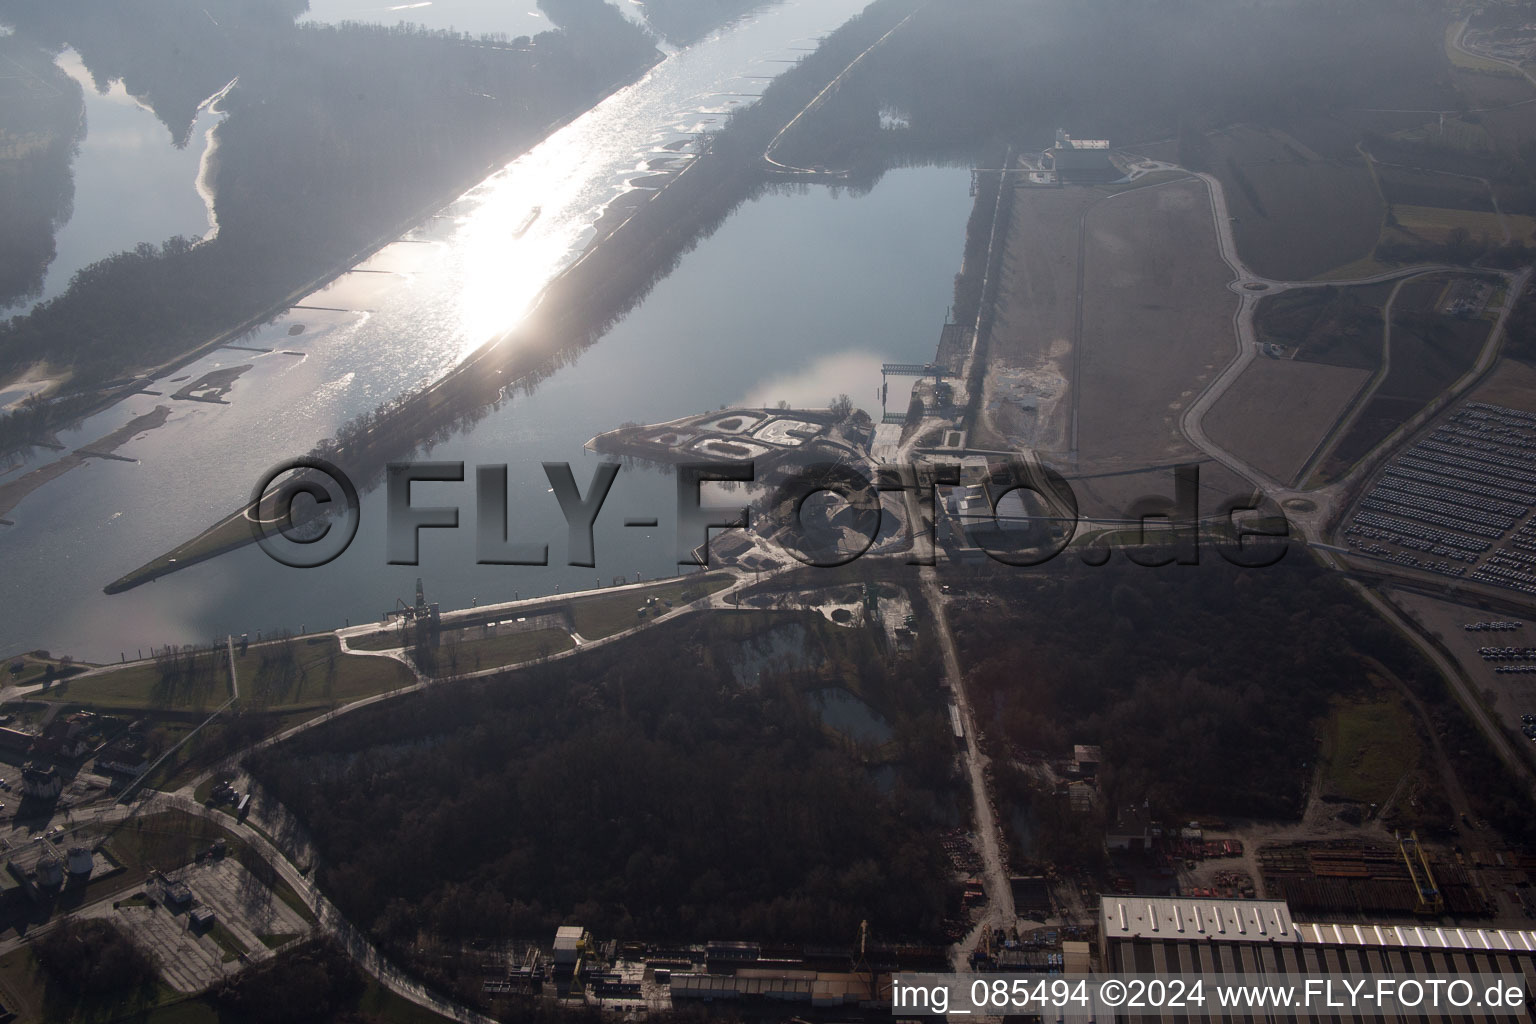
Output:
[1344, 402, 1536, 590]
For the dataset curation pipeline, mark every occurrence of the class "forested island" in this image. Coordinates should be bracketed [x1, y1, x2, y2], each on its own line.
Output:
[0, 34, 84, 310]
[0, 0, 660, 429]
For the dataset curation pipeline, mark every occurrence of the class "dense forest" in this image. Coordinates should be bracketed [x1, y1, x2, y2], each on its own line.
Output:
[0, 35, 84, 309]
[32, 917, 159, 1014]
[210, 939, 366, 1024]
[246, 609, 955, 1000]
[949, 556, 1536, 847]
[764, 0, 1454, 176]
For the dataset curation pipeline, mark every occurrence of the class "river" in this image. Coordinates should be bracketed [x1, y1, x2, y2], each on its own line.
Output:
[0, 0, 975, 662]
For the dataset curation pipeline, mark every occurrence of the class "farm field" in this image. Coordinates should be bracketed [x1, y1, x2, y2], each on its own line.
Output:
[1075, 177, 1235, 471]
[1314, 274, 1497, 482]
[1445, 21, 1515, 74]
[1203, 358, 1371, 486]
[1207, 125, 1383, 279]
[1448, 65, 1534, 107]
[1318, 692, 1422, 807]
[1394, 204, 1536, 245]
[1067, 460, 1258, 532]
[1466, 355, 1536, 412]
[1255, 283, 1391, 369]
[1478, 102, 1536, 171]
[1376, 164, 1494, 212]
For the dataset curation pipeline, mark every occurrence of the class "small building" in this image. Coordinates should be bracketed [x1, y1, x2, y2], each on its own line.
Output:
[189, 906, 215, 932]
[162, 880, 193, 910]
[1073, 744, 1102, 777]
[60, 714, 95, 759]
[553, 925, 588, 969]
[1062, 940, 1091, 975]
[1107, 804, 1152, 852]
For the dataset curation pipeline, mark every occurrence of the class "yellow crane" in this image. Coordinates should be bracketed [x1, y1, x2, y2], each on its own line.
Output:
[1398, 830, 1445, 915]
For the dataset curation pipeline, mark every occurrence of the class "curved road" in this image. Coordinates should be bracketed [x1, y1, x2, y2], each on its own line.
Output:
[1176, 164, 1531, 543]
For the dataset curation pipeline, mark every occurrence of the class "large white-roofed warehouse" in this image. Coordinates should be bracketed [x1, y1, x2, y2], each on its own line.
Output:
[1100, 895, 1536, 995]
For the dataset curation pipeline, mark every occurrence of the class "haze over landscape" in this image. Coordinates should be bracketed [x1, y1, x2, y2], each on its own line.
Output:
[3, 0, 1536, 1021]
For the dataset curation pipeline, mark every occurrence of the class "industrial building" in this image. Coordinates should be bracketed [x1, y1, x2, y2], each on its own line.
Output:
[669, 969, 881, 1007]
[1045, 129, 1119, 182]
[20, 763, 60, 800]
[553, 925, 590, 971]
[1100, 895, 1536, 985]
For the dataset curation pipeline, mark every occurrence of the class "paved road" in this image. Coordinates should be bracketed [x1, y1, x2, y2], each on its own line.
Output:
[763, 10, 917, 176]
[921, 571, 1014, 970]
[1163, 163, 1536, 814]
[1176, 165, 1531, 544]
[1352, 585, 1536, 806]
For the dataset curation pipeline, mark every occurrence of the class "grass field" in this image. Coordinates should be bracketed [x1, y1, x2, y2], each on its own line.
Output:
[43, 661, 222, 710]
[1255, 283, 1392, 369]
[50, 638, 412, 711]
[1319, 694, 1421, 806]
[233, 638, 413, 708]
[1377, 164, 1495, 213]
[1394, 204, 1536, 245]
[1314, 273, 1496, 482]
[1207, 125, 1382, 279]
[1445, 21, 1521, 74]
[0, 946, 186, 1024]
[440, 627, 575, 676]
[1203, 358, 1372, 486]
[0, 655, 90, 688]
[566, 574, 733, 639]
[1075, 178, 1235, 470]
[344, 628, 410, 651]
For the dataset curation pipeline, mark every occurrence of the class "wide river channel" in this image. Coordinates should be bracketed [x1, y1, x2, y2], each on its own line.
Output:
[0, 0, 976, 662]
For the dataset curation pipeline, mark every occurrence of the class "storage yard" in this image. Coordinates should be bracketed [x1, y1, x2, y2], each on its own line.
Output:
[1260, 842, 1487, 916]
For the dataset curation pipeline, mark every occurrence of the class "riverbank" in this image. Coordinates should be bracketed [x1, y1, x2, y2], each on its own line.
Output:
[0, 405, 171, 525]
